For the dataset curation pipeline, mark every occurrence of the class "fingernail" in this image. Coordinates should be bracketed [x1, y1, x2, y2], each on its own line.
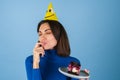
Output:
[40, 54, 42, 57]
[39, 44, 42, 47]
[38, 41, 40, 43]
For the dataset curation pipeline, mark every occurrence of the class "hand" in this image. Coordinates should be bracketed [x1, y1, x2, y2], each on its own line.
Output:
[33, 41, 45, 68]
[80, 69, 90, 80]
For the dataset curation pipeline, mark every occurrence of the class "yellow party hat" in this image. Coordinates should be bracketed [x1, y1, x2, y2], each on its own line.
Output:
[44, 2, 58, 21]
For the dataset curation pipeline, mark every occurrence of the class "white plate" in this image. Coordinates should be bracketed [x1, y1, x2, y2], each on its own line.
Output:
[58, 67, 90, 79]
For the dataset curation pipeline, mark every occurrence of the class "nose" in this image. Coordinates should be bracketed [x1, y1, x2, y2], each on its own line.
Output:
[39, 34, 46, 42]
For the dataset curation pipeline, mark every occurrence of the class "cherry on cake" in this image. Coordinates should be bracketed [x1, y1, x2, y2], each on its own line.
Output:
[67, 61, 81, 75]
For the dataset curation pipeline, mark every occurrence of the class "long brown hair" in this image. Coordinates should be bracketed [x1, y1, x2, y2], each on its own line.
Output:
[37, 20, 70, 57]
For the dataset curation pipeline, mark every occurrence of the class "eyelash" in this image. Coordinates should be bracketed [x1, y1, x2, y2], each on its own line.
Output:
[39, 34, 41, 36]
[39, 32, 52, 36]
[46, 32, 51, 34]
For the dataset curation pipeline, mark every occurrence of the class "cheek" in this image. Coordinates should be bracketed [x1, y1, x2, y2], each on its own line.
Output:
[44, 35, 57, 50]
[48, 36, 57, 46]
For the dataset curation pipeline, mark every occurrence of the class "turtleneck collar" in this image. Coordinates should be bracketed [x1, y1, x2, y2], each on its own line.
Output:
[45, 49, 57, 54]
[43, 49, 70, 63]
[44, 49, 57, 57]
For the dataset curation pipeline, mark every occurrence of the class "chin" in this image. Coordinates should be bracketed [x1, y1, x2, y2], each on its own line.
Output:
[43, 46, 48, 50]
[43, 45, 55, 50]
[44, 47, 54, 50]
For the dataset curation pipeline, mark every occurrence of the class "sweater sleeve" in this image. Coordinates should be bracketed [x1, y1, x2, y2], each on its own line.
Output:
[25, 55, 42, 80]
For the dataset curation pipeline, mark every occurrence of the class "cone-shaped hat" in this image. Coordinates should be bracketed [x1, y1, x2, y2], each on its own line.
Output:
[44, 2, 58, 21]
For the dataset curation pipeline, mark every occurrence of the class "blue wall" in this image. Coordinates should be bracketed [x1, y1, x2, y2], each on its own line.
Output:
[0, 0, 120, 80]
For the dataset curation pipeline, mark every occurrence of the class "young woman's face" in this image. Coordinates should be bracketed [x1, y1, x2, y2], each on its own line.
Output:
[38, 23, 57, 50]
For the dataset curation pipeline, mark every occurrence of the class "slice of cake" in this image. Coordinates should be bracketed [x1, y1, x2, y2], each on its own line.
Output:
[67, 61, 81, 75]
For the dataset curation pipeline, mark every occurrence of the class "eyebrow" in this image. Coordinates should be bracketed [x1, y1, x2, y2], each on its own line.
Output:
[45, 29, 51, 32]
[38, 29, 51, 33]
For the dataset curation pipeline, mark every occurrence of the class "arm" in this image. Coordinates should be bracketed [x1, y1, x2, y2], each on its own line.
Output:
[25, 42, 44, 80]
[25, 55, 42, 80]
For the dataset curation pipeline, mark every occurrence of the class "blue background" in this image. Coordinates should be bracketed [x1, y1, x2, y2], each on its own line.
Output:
[0, 0, 120, 80]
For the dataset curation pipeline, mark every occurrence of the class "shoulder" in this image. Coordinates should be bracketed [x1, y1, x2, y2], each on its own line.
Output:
[25, 55, 33, 64]
[67, 56, 81, 65]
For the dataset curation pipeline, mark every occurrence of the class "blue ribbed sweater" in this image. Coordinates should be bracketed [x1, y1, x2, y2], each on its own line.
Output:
[25, 50, 80, 80]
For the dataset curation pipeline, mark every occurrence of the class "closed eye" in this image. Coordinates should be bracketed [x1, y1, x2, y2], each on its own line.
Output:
[46, 31, 52, 35]
[38, 33, 42, 36]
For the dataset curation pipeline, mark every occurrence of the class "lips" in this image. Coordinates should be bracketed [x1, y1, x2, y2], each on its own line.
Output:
[41, 41, 47, 47]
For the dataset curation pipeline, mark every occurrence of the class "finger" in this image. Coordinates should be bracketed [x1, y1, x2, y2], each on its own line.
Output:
[35, 48, 44, 53]
[41, 51, 45, 57]
[34, 43, 41, 48]
[34, 41, 45, 57]
[86, 78, 89, 80]
[38, 45, 44, 57]
[34, 41, 42, 48]
[37, 41, 44, 49]
[34, 44, 43, 53]
[36, 47, 45, 57]
[80, 78, 89, 80]
[38, 40, 40, 43]
[39, 51, 45, 57]
[84, 69, 90, 73]
[38, 41, 45, 57]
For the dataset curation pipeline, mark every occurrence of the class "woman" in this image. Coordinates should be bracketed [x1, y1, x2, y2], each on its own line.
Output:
[25, 20, 88, 80]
